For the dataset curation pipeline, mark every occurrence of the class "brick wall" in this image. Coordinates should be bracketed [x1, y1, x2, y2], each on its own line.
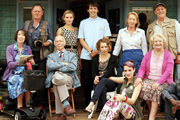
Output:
[0, 0, 16, 59]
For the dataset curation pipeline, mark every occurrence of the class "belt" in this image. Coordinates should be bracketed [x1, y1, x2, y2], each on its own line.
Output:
[65, 45, 77, 49]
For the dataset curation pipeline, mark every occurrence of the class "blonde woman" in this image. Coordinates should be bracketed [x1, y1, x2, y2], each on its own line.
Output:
[113, 12, 147, 73]
[56, 10, 81, 80]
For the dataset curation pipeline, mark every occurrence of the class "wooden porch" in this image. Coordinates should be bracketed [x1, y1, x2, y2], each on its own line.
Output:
[0, 109, 165, 120]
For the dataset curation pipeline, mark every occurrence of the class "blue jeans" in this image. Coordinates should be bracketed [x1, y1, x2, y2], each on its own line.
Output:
[91, 78, 117, 109]
[165, 94, 180, 120]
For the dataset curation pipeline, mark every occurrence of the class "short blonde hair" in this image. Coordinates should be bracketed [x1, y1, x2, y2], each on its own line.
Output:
[125, 12, 140, 28]
[62, 10, 75, 23]
[150, 33, 166, 46]
[54, 35, 66, 46]
[96, 38, 112, 52]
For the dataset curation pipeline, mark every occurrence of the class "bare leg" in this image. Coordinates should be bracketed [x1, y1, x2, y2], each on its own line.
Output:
[25, 91, 30, 107]
[149, 101, 159, 120]
[85, 102, 94, 112]
[146, 100, 151, 111]
[17, 93, 24, 108]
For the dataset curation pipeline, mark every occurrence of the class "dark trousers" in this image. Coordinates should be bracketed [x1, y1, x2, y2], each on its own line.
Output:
[165, 94, 180, 120]
[91, 78, 117, 110]
[81, 59, 93, 106]
[34, 58, 48, 106]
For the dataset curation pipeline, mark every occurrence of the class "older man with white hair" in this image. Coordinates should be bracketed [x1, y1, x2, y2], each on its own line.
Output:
[46, 35, 81, 120]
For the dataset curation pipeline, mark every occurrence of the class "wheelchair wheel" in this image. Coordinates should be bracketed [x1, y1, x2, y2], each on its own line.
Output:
[39, 109, 46, 120]
[14, 112, 22, 120]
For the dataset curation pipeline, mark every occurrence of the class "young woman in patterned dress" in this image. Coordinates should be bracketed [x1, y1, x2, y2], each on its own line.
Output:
[56, 10, 81, 80]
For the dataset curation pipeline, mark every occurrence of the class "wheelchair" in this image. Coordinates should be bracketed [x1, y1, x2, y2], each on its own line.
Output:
[0, 59, 47, 120]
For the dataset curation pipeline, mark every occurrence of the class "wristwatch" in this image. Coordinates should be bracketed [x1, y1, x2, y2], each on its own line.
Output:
[89, 50, 93, 54]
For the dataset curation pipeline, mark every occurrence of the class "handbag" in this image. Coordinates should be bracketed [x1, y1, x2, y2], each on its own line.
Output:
[51, 71, 67, 85]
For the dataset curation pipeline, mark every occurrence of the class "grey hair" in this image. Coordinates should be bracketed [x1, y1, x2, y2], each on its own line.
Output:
[150, 33, 166, 46]
[54, 35, 66, 46]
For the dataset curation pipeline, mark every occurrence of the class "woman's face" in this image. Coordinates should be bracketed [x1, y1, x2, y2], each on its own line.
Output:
[127, 14, 137, 28]
[100, 42, 109, 55]
[17, 31, 25, 44]
[153, 36, 164, 50]
[64, 13, 74, 25]
[124, 66, 135, 80]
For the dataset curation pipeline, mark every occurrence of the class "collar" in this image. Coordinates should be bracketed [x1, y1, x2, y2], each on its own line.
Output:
[89, 16, 99, 20]
[124, 27, 139, 33]
[123, 76, 135, 87]
[155, 17, 166, 25]
[57, 49, 65, 54]
[14, 42, 28, 51]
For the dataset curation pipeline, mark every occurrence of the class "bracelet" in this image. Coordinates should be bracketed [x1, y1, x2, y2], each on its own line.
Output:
[123, 95, 128, 102]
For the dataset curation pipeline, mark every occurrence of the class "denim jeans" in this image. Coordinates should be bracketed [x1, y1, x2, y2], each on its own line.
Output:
[91, 78, 117, 109]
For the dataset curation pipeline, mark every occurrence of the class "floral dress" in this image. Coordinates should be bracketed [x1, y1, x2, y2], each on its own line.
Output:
[8, 43, 28, 99]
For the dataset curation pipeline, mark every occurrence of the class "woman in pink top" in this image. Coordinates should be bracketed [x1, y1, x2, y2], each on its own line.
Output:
[134, 33, 174, 120]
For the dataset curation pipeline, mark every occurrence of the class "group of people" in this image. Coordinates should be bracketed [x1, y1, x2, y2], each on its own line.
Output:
[2, 1, 180, 120]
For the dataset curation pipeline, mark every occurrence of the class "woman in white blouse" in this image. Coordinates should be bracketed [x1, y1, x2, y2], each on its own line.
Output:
[113, 12, 147, 73]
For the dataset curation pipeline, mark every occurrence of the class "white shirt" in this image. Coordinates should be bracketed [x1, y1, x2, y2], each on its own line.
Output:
[154, 17, 180, 52]
[113, 27, 147, 56]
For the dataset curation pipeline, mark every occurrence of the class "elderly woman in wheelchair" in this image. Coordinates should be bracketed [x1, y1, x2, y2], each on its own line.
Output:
[3, 29, 35, 108]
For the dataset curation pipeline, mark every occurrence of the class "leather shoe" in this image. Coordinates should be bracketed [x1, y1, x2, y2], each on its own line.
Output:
[64, 105, 76, 115]
[56, 114, 66, 120]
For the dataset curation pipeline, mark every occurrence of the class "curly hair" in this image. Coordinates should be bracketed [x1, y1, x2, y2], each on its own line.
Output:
[96, 38, 112, 52]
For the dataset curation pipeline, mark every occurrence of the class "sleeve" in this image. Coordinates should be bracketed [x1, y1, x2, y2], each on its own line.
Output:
[101, 55, 117, 78]
[175, 20, 180, 52]
[103, 19, 111, 37]
[156, 52, 174, 85]
[6, 46, 18, 69]
[46, 54, 64, 71]
[113, 30, 122, 56]
[91, 56, 98, 80]
[47, 23, 53, 43]
[26, 46, 32, 55]
[146, 25, 152, 51]
[60, 53, 77, 72]
[141, 30, 148, 55]
[78, 21, 84, 39]
[162, 82, 177, 102]
[137, 53, 148, 78]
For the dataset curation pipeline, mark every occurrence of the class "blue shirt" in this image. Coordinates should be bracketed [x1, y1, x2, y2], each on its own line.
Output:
[78, 17, 111, 60]
[23, 21, 53, 51]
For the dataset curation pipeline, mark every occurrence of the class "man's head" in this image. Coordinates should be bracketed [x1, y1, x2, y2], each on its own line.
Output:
[154, 3, 167, 20]
[87, 2, 99, 18]
[31, 4, 44, 20]
[54, 35, 66, 51]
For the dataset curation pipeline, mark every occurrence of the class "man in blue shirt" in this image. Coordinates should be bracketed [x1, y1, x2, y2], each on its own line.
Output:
[78, 1, 111, 106]
[23, 4, 53, 106]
